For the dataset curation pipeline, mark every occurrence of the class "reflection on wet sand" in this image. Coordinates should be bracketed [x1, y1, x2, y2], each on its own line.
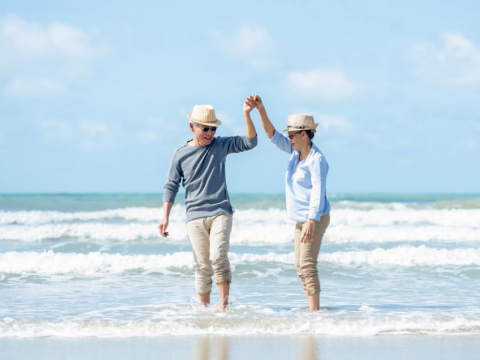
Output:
[195, 336, 230, 360]
[298, 336, 320, 360]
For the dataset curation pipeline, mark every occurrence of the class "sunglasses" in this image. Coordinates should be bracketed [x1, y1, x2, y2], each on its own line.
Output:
[195, 124, 217, 132]
[287, 131, 302, 140]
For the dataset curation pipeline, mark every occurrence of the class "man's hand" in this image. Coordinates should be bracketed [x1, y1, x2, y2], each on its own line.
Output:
[252, 94, 265, 111]
[243, 95, 256, 114]
[158, 217, 169, 238]
[300, 219, 315, 243]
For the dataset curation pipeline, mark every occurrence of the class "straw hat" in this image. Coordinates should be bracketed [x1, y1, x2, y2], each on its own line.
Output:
[188, 105, 222, 126]
[283, 114, 318, 132]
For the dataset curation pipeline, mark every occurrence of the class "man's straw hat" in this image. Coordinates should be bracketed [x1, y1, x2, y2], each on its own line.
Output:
[188, 105, 222, 126]
[283, 114, 318, 132]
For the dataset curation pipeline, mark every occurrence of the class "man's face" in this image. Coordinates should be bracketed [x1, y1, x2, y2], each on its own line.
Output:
[190, 122, 217, 146]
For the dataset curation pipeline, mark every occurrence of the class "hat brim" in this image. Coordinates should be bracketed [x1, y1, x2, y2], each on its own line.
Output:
[188, 114, 222, 127]
[283, 123, 318, 132]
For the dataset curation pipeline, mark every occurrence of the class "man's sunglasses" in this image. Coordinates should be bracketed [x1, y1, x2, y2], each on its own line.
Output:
[195, 124, 217, 132]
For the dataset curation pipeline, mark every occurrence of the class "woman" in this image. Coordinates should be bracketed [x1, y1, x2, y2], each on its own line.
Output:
[248, 95, 331, 311]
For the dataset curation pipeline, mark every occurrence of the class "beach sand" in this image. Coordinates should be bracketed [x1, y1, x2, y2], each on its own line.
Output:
[1, 335, 479, 360]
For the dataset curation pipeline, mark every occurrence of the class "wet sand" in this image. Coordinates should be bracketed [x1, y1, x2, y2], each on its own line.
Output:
[2, 335, 480, 360]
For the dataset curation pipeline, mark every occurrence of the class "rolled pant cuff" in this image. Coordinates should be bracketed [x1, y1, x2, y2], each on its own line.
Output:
[197, 290, 212, 295]
[306, 288, 321, 295]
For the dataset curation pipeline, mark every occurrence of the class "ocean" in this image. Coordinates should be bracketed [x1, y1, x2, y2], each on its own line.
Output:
[1, 193, 480, 337]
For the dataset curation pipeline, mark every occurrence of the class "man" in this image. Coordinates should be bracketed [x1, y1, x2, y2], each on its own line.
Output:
[158, 100, 257, 309]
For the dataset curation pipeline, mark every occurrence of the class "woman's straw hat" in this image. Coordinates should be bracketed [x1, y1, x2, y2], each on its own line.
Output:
[283, 114, 318, 132]
[188, 105, 222, 126]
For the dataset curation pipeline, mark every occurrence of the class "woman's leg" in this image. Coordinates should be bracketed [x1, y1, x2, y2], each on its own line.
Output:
[299, 213, 330, 310]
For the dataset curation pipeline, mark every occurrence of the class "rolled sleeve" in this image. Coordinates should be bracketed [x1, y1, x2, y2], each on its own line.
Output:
[270, 130, 293, 154]
[222, 135, 258, 154]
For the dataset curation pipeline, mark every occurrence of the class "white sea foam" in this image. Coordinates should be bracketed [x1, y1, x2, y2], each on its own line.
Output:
[1, 222, 479, 243]
[1, 247, 479, 276]
[0, 207, 180, 225]
[1, 205, 480, 228]
[321, 246, 480, 266]
[1, 311, 480, 337]
[0, 222, 296, 244]
[1, 205, 479, 245]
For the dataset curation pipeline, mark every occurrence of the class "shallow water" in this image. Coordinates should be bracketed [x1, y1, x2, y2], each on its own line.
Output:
[1, 193, 480, 337]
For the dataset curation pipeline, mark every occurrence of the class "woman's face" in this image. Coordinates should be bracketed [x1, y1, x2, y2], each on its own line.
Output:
[288, 131, 307, 151]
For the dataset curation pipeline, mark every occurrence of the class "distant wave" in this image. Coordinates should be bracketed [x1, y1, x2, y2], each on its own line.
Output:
[1, 205, 480, 228]
[1, 247, 479, 275]
[1, 310, 480, 337]
[1, 222, 479, 243]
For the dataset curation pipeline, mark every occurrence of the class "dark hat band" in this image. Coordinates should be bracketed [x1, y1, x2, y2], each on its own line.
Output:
[287, 125, 311, 130]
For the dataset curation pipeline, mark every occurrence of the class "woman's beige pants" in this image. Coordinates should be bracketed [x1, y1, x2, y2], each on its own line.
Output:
[294, 213, 330, 295]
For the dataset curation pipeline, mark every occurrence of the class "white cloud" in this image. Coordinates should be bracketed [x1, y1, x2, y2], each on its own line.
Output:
[285, 69, 359, 101]
[80, 122, 109, 136]
[410, 32, 480, 85]
[39, 120, 72, 142]
[135, 131, 160, 143]
[216, 111, 236, 126]
[215, 111, 245, 135]
[0, 15, 108, 96]
[78, 122, 115, 151]
[147, 117, 168, 128]
[316, 114, 351, 130]
[211, 25, 274, 69]
[4, 78, 65, 96]
[38, 120, 117, 152]
[0, 14, 101, 60]
[462, 138, 477, 150]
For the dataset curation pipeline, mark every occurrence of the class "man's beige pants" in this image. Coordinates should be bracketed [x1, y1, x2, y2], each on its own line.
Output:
[186, 214, 233, 295]
[294, 212, 330, 295]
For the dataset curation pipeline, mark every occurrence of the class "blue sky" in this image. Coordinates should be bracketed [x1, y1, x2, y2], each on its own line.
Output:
[0, 0, 479, 193]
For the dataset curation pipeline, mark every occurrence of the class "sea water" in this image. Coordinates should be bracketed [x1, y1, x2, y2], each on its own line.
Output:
[1, 193, 480, 337]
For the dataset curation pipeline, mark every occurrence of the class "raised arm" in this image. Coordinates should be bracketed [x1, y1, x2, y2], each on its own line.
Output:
[251, 95, 275, 139]
[251, 94, 293, 154]
[243, 95, 257, 139]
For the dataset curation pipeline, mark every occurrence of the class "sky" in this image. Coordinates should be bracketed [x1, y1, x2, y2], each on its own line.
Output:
[0, 0, 479, 193]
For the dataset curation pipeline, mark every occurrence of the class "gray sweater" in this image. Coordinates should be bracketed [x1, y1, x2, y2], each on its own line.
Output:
[163, 135, 258, 222]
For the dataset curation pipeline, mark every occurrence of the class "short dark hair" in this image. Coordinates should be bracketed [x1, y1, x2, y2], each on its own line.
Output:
[304, 130, 315, 140]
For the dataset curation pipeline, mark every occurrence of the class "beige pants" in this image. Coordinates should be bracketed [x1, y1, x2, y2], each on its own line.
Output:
[186, 214, 233, 295]
[294, 213, 330, 295]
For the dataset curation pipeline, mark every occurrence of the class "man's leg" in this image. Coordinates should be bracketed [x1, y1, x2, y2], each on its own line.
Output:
[186, 217, 213, 305]
[218, 283, 230, 308]
[210, 214, 233, 309]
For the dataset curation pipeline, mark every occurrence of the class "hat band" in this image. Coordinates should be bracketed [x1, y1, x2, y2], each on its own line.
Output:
[191, 118, 217, 123]
[287, 125, 311, 130]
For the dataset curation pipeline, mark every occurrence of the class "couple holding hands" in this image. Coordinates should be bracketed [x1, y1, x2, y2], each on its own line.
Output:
[159, 95, 330, 311]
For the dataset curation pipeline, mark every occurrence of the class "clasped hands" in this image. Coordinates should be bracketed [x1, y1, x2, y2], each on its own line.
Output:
[243, 94, 264, 115]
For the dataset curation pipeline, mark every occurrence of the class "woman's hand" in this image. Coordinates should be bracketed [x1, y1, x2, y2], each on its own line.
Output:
[252, 94, 265, 111]
[301, 219, 315, 243]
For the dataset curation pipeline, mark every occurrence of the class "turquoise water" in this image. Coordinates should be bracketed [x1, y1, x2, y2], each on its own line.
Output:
[1, 193, 480, 211]
[1, 193, 480, 337]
